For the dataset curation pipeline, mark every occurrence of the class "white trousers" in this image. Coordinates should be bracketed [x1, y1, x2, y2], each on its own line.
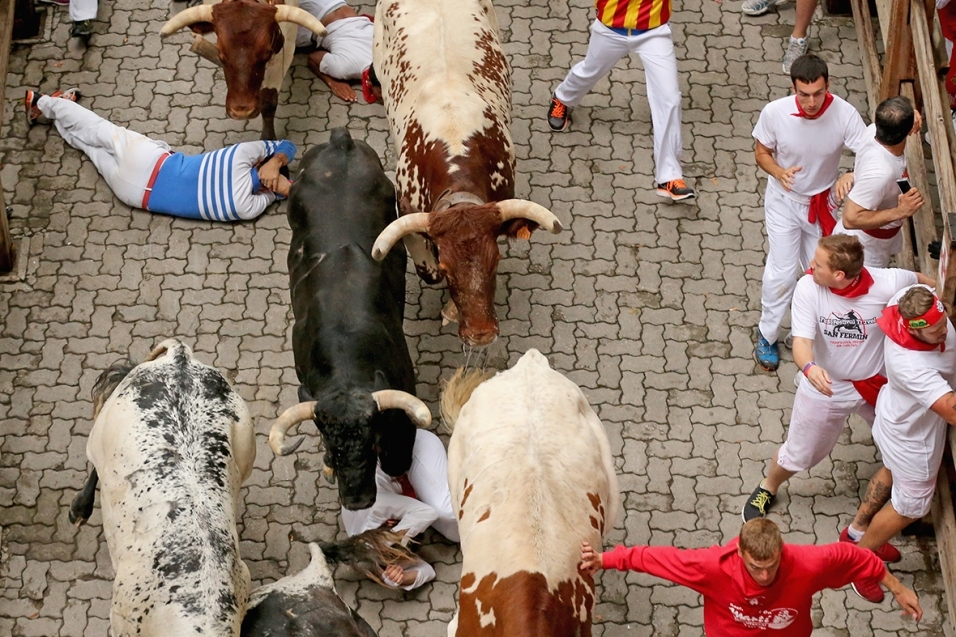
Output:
[39, 97, 170, 209]
[297, 17, 373, 80]
[759, 186, 821, 344]
[70, 0, 97, 22]
[833, 220, 900, 268]
[555, 20, 683, 183]
[777, 380, 874, 473]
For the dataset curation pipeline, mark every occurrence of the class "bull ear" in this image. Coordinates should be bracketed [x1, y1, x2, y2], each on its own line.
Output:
[271, 26, 284, 55]
[188, 22, 215, 35]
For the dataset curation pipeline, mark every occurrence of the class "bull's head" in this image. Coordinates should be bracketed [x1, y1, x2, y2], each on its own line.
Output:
[160, 0, 326, 120]
[268, 390, 431, 510]
[371, 200, 563, 346]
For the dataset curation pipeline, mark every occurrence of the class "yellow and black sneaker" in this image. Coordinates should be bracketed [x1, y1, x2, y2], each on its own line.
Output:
[656, 179, 696, 202]
[547, 95, 571, 132]
[742, 485, 776, 522]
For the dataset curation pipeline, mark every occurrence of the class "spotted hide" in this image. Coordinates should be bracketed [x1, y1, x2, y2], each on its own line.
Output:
[371, 0, 562, 347]
[70, 339, 255, 637]
[444, 349, 620, 637]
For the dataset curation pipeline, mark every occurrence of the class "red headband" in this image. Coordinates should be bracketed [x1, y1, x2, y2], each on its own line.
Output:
[906, 296, 946, 329]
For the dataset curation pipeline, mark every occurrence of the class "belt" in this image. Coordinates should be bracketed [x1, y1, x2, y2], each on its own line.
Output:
[863, 226, 901, 239]
[607, 25, 649, 36]
[141, 152, 172, 210]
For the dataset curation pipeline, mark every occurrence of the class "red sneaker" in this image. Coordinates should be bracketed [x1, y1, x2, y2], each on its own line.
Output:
[839, 527, 901, 563]
[851, 578, 885, 603]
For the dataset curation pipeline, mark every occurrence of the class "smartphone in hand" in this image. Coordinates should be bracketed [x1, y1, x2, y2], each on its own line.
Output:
[897, 178, 912, 194]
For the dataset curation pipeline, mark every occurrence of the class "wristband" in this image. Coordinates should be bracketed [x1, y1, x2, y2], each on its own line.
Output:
[802, 361, 817, 376]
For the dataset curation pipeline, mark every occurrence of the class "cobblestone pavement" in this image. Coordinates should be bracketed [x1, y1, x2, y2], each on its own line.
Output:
[0, 0, 951, 634]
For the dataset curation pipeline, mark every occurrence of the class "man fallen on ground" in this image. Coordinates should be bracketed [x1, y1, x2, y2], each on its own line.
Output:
[295, 0, 373, 103]
[580, 518, 921, 635]
[26, 88, 293, 222]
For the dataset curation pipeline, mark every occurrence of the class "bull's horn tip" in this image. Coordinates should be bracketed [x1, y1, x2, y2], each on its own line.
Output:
[550, 219, 564, 234]
[371, 248, 385, 261]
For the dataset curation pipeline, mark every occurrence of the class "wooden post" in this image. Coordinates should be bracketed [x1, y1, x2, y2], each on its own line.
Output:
[880, 0, 916, 101]
[0, 0, 17, 273]
[931, 436, 956, 637]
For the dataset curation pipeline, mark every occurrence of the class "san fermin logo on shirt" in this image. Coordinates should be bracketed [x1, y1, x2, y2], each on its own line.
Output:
[819, 310, 874, 341]
[729, 604, 798, 629]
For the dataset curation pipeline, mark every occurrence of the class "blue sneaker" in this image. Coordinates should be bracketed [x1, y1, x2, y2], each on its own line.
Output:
[754, 336, 779, 371]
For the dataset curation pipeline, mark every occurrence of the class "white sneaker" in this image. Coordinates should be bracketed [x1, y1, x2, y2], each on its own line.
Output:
[741, 0, 789, 16]
[782, 36, 809, 74]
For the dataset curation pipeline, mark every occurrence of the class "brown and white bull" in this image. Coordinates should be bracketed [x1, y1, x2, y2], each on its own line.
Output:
[370, 0, 563, 347]
[160, 0, 327, 140]
[440, 349, 620, 637]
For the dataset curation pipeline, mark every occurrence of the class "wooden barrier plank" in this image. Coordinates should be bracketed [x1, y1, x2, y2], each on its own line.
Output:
[930, 430, 956, 637]
[0, 0, 16, 273]
[881, 0, 916, 101]
[901, 82, 938, 276]
[851, 0, 883, 111]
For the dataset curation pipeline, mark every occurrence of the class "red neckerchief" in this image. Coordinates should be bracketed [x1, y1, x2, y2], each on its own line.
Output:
[396, 473, 417, 500]
[829, 268, 874, 298]
[792, 92, 835, 119]
[876, 306, 946, 352]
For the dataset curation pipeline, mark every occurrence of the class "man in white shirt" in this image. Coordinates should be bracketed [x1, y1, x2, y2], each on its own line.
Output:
[341, 428, 459, 590]
[296, 0, 373, 103]
[841, 285, 956, 603]
[836, 96, 924, 267]
[752, 54, 868, 371]
[742, 235, 932, 525]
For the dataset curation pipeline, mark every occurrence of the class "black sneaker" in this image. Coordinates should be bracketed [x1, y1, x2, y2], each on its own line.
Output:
[71, 20, 93, 41]
[547, 95, 571, 132]
[24, 90, 42, 127]
[742, 485, 776, 522]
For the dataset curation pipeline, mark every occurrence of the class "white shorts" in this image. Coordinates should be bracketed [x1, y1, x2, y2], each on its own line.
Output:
[318, 17, 373, 80]
[833, 219, 901, 268]
[890, 474, 937, 518]
[776, 380, 875, 473]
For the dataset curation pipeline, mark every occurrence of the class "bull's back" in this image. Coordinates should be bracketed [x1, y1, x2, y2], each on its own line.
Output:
[88, 345, 250, 636]
[448, 350, 618, 636]
[373, 0, 514, 210]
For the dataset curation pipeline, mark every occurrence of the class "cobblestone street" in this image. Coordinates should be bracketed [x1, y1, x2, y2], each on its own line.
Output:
[0, 0, 951, 634]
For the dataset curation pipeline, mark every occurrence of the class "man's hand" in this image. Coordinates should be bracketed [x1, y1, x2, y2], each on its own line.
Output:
[883, 571, 922, 622]
[579, 541, 603, 575]
[910, 111, 923, 137]
[776, 165, 803, 192]
[382, 564, 414, 587]
[834, 173, 855, 202]
[805, 364, 833, 397]
[896, 189, 923, 219]
[257, 154, 288, 193]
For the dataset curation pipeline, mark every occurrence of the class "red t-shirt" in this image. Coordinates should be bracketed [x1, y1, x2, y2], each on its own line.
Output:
[602, 538, 886, 635]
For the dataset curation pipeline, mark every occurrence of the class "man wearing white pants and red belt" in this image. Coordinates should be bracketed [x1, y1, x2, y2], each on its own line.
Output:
[752, 54, 868, 371]
[742, 235, 932, 526]
[547, 0, 695, 202]
[843, 285, 956, 603]
[835, 96, 924, 268]
[26, 89, 294, 221]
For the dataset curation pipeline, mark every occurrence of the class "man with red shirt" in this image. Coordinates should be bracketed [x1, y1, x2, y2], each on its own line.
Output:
[842, 285, 956, 602]
[547, 0, 695, 202]
[579, 519, 922, 635]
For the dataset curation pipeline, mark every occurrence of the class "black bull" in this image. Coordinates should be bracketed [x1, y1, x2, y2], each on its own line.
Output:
[273, 127, 424, 511]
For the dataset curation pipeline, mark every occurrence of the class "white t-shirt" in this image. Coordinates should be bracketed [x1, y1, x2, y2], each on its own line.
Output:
[845, 124, 907, 230]
[753, 94, 868, 203]
[790, 267, 919, 400]
[873, 287, 956, 481]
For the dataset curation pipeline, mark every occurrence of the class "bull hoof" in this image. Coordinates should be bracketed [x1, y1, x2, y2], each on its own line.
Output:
[441, 299, 459, 326]
[69, 495, 93, 527]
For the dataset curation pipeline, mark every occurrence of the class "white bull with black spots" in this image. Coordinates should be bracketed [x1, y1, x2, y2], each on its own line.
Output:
[69, 338, 255, 637]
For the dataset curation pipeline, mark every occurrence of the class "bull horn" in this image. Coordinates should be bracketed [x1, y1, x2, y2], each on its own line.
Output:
[371, 390, 432, 427]
[269, 401, 317, 456]
[371, 213, 431, 261]
[160, 5, 215, 38]
[274, 5, 328, 38]
[497, 200, 563, 234]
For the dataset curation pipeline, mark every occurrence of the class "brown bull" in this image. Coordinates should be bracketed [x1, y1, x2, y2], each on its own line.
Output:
[160, 0, 326, 140]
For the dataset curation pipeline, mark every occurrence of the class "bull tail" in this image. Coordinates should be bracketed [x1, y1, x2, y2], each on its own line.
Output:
[439, 367, 494, 432]
[91, 359, 136, 419]
[319, 529, 418, 584]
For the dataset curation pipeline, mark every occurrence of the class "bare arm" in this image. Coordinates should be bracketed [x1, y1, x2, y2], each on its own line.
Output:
[755, 141, 802, 192]
[915, 272, 936, 287]
[793, 336, 833, 397]
[842, 190, 924, 229]
[930, 392, 956, 426]
[882, 570, 922, 621]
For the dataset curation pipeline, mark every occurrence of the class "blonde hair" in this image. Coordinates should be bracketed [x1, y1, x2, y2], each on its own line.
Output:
[738, 519, 783, 560]
[898, 286, 935, 320]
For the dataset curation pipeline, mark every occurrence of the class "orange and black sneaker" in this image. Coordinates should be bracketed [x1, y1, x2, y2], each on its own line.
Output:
[24, 90, 42, 127]
[656, 179, 696, 202]
[547, 95, 571, 132]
